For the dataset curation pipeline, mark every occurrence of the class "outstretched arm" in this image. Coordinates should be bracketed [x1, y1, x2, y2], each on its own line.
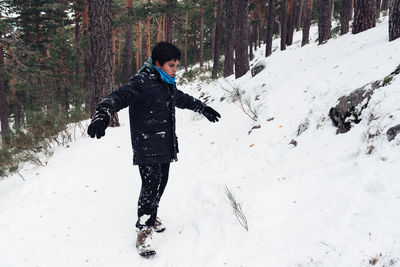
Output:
[175, 88, 205, 112]
[87, 74, 146, 139]
[175, 87, 221, 123]
[97, 73, 146, 114]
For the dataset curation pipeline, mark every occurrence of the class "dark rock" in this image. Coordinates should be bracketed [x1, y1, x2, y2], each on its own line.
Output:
[220, 96, 226, 102]
[329, 81, 380, 134]
[251, 62, 266, 77]
[289, 139, 298, 146]
[387, 124, 400, 141]
[297, 119, 310, 136]
[248, 125, 261, 135]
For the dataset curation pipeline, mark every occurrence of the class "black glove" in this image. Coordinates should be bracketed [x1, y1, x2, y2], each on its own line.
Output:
[87, 108, 111, 139]
[202, 106, 221, 123]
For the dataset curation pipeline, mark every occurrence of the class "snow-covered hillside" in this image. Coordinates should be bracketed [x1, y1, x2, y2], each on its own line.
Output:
[1, 17, 400, 267]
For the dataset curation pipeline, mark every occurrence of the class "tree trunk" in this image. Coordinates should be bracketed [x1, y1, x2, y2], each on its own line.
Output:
[351, 0, 354, 18]
[286, 0, 295, 45]
[211, 0, 217, 57]
[166, 0, 175, 43]
[281, 0, 288, 50]
[302, 0, 313, 46]
[163, 16, 166, 41]
[340, 0, 352, 34]
[376, 0, 381, 17]
[112, 29, 116, 67]
[157, 17, 163, 42]
[266, 0, 276, 57]
[185, 11, 188, 72]
[297, 0, 305, 31]
[118, 28, 123, 68]
[88, 0, 119, 126]
[224, 0, 236, 77]
[249, 6, 255, 60]
[136, 21, 143, 71]
[8, 48, 20, 128]
[0, 36, 10, 144]
[382, 0, 389, 9]
[212, 0, 224, 78]
[389, 0, 400, 41]
[352, 0, 376, 34]
[235, 0, 250, 79]
[83, 0, 92, 108]
[146, 16, 151, 57]
[166, 15, 173, 43]
[318, 0, 332, 44]
[75, 1, 82, 84]
[122, 21, 134, 81]
[200, 6, 205, 68]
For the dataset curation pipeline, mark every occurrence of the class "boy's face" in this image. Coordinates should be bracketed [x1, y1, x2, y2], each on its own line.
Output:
[155, 59, 180, 78]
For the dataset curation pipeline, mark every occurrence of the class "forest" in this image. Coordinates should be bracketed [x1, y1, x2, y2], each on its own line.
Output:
[0, 0, 399, 176]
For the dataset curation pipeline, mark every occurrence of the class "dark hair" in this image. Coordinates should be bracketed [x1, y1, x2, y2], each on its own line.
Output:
[151, 42, 181, 66]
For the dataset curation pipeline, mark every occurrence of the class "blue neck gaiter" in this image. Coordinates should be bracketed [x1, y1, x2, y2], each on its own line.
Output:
[153, 65, 175, 84]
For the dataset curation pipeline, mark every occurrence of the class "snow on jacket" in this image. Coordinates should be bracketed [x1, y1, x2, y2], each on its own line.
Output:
[97, 58, 205, 165]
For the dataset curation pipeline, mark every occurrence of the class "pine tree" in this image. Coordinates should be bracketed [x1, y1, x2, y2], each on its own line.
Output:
[340, 0, 352, 35]
[296, 0, 305, 31]
[318, 0, 332, 44]
[88, 0, 118, 126]
[286, 0, 296, 46]
[122, 0, 134, 82]
[0, 32, 9, 144]
[200, 4, 205, 68]
[166, 0, 176, 42]
[224, 0, 236, 76]
[389, 0, 400, 41]
[352, 0, 376, 34]
[265, 0, 276, 56]
[235, 0, 250, 78]
[301, 0, 313, 46]
[212, 0, 223, 78]
[280, 0, 288, 50]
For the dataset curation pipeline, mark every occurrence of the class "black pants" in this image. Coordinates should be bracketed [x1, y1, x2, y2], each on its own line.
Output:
[136, 163, 170, 229]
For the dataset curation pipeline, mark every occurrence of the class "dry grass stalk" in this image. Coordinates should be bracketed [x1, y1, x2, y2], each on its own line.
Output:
[224, 185, 249, 231]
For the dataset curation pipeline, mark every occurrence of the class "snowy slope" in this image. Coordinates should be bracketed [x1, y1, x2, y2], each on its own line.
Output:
[1, 17, 400, 267]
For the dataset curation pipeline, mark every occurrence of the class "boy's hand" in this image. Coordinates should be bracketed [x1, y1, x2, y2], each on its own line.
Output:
[202, 106, 221, 123]
[87, 108, 111, 139]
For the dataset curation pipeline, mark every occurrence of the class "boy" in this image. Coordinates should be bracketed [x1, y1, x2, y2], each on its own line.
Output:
[87, 42, 221, 257]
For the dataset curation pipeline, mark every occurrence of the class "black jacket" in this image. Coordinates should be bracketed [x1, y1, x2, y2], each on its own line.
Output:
[97, 58, 204, 165]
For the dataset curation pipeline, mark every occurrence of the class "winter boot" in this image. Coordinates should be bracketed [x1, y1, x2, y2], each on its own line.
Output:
[136, 227, 156, 257]
[153, 217, 166, 233]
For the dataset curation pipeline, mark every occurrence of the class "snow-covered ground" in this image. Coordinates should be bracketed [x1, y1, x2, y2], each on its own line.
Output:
[1, 17, 400, 267]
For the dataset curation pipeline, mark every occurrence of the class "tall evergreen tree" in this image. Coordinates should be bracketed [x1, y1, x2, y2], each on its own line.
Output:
[122, 0, 134, 82]
[265, 0, 276, 56]
[318, 0, 332, 44]
[224, 0, 236, 76]
[302, 0, 313, 46]
[0, 32, 9, 144]
[200, 4, 205, 68]
[389, 0, 400, 41]
[280, 0, 288, 50]
[296, 0, 305, 31]
[235, 0, 250, 78]
[340, 0, 352, 35]
[166, 0, 176, 43]
[212, 0, 223, 78]
[286, 0, 296, 46]
[88, 0, 118, 126]
[352, 0, 376, 34]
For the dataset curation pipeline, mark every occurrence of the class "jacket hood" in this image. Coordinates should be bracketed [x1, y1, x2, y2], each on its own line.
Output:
[139, 57, 155, 74]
